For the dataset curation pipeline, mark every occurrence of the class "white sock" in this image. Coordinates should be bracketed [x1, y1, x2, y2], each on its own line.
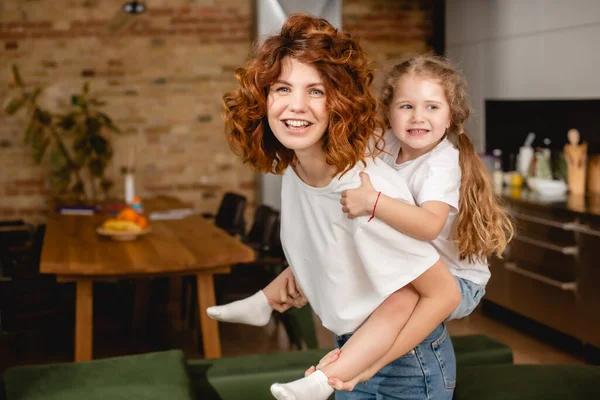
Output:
[270, 370, 334, 400]
[206, 290, 273, 326]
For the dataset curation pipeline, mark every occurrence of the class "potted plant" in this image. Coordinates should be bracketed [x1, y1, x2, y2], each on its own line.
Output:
[4, 65, 120, 203]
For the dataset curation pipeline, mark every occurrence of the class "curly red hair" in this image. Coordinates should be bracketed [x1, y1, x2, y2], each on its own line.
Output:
[223, 13, 384, 176]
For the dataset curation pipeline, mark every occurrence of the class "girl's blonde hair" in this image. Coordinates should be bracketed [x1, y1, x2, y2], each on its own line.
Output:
[381, 54, 514, 263]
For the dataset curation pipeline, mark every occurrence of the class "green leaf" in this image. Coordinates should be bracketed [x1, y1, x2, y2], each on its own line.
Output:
[31, 125, 44, 148]
[24, 119, 36, 144]
[97, 112, 121, 133]
[73, 134, 89, 152]
[90, 133, 107, 155]
[4, 97, 26, 115]
[89, 99, 107, 107]
[58, 113, 77, 131]
[86, 117, 102, 136]
[88, 158, 104, 177]
[34, 137, 50, 163]
[11, 65, 24, 87]
[29, 88, 41, 104]
[50, 147, 69, 172]
[34, 108, 52, 126]
[71, 181, 84, 194]
[99, 142, 113, 161]
[50, 165, 71, 194]
[100, 178, 114, 193]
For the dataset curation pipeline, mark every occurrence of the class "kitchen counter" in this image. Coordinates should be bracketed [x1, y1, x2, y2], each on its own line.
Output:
[498, 187, 600, 219]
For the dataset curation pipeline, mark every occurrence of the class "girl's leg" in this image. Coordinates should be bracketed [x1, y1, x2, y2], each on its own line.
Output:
[336, 260, 461, 383]
[206, 267, 295, 326]
[271, 259, 460, 400]
[271, 285, 419, 400]
[320, 284, 420, 380]
[337, 324, 455, 400]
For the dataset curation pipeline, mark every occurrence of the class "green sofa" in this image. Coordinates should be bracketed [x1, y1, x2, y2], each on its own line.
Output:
[2, 335, 597, 400]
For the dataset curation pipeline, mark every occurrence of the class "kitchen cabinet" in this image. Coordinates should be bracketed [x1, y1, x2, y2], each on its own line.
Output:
[485, 196, 600, 348]
[576, 214, 600, 348]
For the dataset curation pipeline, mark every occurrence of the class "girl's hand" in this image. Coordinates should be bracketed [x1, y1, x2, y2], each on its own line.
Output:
[269, 276, 307, 312]
[340, 172, 379, 219]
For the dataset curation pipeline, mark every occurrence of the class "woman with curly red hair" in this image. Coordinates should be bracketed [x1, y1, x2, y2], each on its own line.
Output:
[208, 14, 460, 400]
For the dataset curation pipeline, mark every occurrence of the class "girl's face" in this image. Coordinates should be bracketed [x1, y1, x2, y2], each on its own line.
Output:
[267, 57, 330, 157]
[388, 74, 451, 160]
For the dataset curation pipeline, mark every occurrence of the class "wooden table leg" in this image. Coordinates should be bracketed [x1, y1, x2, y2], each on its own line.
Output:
[196, 272, 221, 359]
[75, 279, 93, 362]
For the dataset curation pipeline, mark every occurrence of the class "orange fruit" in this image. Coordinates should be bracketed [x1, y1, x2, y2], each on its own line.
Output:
[117, 207, 138, 222]
[136, 215, 148, 229]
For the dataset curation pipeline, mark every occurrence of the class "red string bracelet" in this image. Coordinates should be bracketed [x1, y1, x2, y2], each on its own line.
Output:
[367, 191, 381, 222]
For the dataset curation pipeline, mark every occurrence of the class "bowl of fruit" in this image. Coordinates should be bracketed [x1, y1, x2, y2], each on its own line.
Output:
[97, 207, 150, 241]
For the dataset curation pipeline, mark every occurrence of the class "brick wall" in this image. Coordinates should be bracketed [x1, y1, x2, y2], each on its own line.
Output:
[343, 0, 438, 88]
[0, 0, 435, 223]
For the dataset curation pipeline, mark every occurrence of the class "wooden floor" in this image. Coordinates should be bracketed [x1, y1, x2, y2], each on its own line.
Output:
[0, 280, 589, 374]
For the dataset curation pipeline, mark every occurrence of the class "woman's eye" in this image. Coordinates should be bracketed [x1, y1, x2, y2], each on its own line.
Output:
[400, 104, 412, 110]
[310, 88, 324, 96]
[275, 87, 290, 93]
[427, 104, 439, 110]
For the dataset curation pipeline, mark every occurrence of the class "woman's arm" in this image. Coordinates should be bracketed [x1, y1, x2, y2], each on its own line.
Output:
[341, 172, 450, 241]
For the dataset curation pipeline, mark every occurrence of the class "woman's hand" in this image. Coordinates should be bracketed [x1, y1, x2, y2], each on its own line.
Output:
[269, 276, 307, 312]
[340, 172, 379, 219]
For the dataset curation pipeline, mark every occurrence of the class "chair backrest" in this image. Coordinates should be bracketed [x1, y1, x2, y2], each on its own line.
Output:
[214, 192, 247, 236]
[0, 225, 33, 253]
[267, 216, 287, 264]
[246, 205, 279, 252]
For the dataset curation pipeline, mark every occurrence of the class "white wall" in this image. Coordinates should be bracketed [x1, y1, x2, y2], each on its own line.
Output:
[446, 0, 600, 151]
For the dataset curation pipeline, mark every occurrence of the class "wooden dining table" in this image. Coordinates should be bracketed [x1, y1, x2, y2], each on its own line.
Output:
[40, 196, 255, 362]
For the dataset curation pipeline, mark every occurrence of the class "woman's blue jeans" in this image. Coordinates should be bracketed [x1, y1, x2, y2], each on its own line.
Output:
[334, 323, 456, 400]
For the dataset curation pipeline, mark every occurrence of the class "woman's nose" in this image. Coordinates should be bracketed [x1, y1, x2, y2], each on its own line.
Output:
[288, 92, 308, 112]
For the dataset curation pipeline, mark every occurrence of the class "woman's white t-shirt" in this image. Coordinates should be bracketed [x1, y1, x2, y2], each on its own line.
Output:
[378, 131, 490, 285]
[280, 157, 441, 336]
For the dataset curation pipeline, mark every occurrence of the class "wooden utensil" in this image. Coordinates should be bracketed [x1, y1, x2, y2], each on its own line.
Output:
[563, 128, 587, 195]
[587, 155, 600, 195]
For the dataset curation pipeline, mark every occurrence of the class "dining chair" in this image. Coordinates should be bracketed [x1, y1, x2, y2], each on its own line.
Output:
[202, 192, 247, 237]
[182, 205, 279, 325]
[0, 224, 75, 362]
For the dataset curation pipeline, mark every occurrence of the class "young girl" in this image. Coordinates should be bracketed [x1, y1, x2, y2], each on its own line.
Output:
[214, 14, 463, 400]
[322, 54, 515, 390]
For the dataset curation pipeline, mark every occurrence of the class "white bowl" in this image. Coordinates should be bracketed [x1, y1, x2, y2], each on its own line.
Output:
[527, 178, 568, 197]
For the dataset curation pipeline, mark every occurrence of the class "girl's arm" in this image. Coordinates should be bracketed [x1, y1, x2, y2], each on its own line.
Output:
[342, 172, 450, 241]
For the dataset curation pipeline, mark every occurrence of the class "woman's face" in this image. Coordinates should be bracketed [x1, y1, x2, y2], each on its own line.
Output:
[267, 57, 330, 157]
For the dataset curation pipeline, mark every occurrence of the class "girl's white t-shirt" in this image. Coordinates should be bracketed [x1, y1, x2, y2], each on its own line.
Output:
[379, 131, 490, 285]
[280, 157, 440, 336]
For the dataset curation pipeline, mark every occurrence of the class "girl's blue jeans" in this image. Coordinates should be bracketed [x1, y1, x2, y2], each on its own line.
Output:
[334, 323, 456, 400]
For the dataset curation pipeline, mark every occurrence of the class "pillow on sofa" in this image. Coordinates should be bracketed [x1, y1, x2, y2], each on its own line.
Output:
[2, 350, 193, 400]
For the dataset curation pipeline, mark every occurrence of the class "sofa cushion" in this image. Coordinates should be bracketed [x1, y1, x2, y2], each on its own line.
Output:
[2, 350, 193, 400]
[455, 364, 600, 400]
[187, 348, 332, 400]
[452, 334, 514, 368]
